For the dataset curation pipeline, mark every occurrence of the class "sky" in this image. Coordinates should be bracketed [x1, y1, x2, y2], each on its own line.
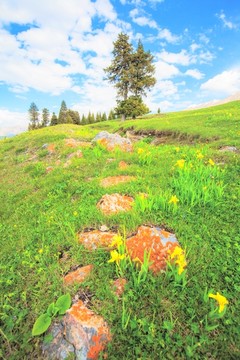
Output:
[0, 0, 240, 136]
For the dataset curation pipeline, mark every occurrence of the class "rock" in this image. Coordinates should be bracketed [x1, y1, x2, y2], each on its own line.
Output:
[219, 146, 238, 152]
[64, 265, 93, 286]
[78, 230, 117, 250]
[100, 176, 136, 188]
[47, 144, 56, 153]
[97, 193, 134, 216]
[42, 301, 111, 360]
[65, 139, 92, 148]
[99, 225, 109, 232]
[92, 131, 133, 152]
[118, 161, 128, 170]
[126, 225, 179, 274]
[112, 278, 127, 297]
[67, 150, 83, 159]
[63, 160, 71, 168]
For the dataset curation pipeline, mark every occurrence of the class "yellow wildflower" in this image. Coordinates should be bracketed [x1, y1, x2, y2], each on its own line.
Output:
[108, 250, 125, 264]
[175, 255, 187, 275]
[175, 159, 185, 169]
[209, 292, 229, 313]
[196, 152, 204, 160]
[138, 148, 144, 155]
[208, 158, 215, 166]
[169, 246, 184, 259]
[109, 235, 123, 248]
[175, 147, 180, 152]
[38, 248, 43, 254]
[169, 195, 179, 205]
[73, 211, 78, 216]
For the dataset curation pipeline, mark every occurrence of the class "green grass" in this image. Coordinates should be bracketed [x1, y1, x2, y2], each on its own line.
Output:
[0, 102, 239, 359]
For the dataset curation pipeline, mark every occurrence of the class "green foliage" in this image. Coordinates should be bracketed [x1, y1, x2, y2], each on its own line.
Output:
[116, 96, 149, 119]
[32, 294, 71, 336]
[28, 102, 40, 130]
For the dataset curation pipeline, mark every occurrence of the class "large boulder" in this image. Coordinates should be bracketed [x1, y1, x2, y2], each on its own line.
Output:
[92, 131, 133, 152]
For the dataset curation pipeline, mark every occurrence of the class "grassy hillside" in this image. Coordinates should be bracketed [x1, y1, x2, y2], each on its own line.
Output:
[0, 101, 239, 359]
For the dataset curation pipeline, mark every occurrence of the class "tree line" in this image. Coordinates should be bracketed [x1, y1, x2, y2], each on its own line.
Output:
[28, 32, 156, 130]
[28, 100, 116, 130]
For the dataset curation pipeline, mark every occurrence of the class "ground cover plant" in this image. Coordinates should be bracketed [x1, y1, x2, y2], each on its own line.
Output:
[0, 102, 239, 359]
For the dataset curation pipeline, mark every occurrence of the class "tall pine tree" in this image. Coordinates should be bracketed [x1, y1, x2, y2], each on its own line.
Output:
[58, 100, 68, 124]
[50, 112, 58, 126]
[28, 102, 39, 130]
[41, 108, 50, 127]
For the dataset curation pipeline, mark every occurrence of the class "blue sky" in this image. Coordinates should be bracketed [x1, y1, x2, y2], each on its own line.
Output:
[0, 0, 239, 135]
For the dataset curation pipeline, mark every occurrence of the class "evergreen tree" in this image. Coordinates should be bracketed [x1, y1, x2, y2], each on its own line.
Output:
[115, 96, 149, 119]
[108, 109, 115, 120]
[104, 33, 133, 120]
[28, 102, 39, 130]
[101, 112, 107, 121]
[157, 107, 161, 114]
[96, 112, 101, 122]
[50, 112, 58, 126]
[130, 40, 156, 97]
[58, 100, 68, 124]
[81, 114, 86, 125]
[67, 110, 81, 125]
[104, 33, 155, 121]
[41, 108, 50, 127]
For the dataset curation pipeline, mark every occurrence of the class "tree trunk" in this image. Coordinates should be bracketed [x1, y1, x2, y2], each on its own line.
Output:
[121, 114, 126, 122]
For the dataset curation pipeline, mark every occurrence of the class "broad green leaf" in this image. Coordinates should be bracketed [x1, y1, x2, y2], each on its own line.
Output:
[55, 293, 71, 315]
[32, 313, 51, 336]
[47, 302, 55, 317]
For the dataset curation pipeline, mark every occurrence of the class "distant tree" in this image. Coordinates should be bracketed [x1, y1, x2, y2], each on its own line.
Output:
[81, 114, 87, 125]
[41, 108, 50, 127]
[108, 109, 115, 120]
[58, 100, 68, 124]
[50, 112, 58, 126]
[28, 102, 39, 130]
[101, 112, 107, 121]
[157, 107, 161, 114]
[67, 110, 80, 125]
[96, 112, 101, 122]
[115, 96, 149, 119]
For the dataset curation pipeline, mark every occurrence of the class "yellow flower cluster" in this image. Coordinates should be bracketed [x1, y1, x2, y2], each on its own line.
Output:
[137, 148, 144, 155]
[175, 159, 185, 169]
[109, 235, 123, 248]
[108, 250, 125, 264]
[208, 292, 229, 313]
[169, 246, 187, 275]
[208, 158, 215, 166]
[169, 195, 179, 205]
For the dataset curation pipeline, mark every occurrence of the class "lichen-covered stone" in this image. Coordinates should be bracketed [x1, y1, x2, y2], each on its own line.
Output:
[118, 161, 128, 170]
[97, 193, 134, 216]
[78, 230, 117, 250]
[67, 150, 83, 159]
[64, 265, 93, 285]
[92, 131, 133, 152]
[100, 176, 136, 188]
[42, 301, 111, 360]
[126, 225, 179, 273]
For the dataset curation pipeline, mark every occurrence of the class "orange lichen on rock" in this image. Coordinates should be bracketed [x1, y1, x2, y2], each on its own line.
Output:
[47, 143, 56, 153]
[97, 193, 134, 216]
[65, 301, 111, 359]
[78, 230, 117, 250]
[118, 161, 128, 170]
[97, 138, 133, 152]
[100, 176, 136, 188]
[64, 264, 93, 285]
[112, 278, 127, 297]
[67, 150, 83, 159]
[46, 166, 54, 173]
[126, 225, 179, 274]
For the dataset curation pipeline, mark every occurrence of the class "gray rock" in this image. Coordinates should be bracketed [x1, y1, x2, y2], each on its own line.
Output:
[219, 146, 238, 152]
[92, 131, 133, 152]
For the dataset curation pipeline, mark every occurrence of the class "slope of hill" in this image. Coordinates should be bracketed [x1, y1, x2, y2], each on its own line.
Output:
[188, 91, 240, 110]
[0, 102, 239, 359]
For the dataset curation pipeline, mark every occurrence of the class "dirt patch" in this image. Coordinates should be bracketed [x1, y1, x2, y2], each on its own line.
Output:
[100, 176, 136, 188]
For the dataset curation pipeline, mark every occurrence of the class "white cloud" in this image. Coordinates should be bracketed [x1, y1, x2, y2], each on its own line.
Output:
[216, 11, 238, 30]
[129, 8, 158, 29]
[158, 49, 195, 66]
[185, 69, 204, 80]
[190, 43, 201, 52]
[157, 29, 179, 43]
[200, 68, 240, 96]
[0, 109, 28, 136]
[154, 59, 180, 79]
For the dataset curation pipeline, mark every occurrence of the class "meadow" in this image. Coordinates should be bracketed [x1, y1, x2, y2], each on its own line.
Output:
[0, 101, 239, 359]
